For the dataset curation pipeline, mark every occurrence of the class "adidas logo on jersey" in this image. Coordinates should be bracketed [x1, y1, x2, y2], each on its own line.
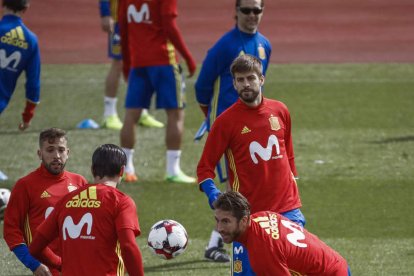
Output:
[40, 190, 51, 198]
[0, 26, 28, 49]
[241, 126, 251, 134]
[252, 213, 280, 240]
[65, 186, 101, 208]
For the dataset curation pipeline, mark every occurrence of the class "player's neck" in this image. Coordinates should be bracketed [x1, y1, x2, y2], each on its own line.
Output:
[237, 24, 258, 35]
[241, 94, 263, 107]
[94, 176, 120, 188]
[3, 8, 25, 17]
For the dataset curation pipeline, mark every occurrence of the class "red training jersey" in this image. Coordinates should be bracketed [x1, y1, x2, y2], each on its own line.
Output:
[118, 0, 191, 68]
[35, 184, 141, 276]
[197, 97, 300, 213]
[237, 211, 349, 276]
[4, 164, 87, 253]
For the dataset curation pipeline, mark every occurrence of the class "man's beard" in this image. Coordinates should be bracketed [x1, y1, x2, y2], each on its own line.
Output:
[43, 160, 66, 175]
[239, 88, 260, 103]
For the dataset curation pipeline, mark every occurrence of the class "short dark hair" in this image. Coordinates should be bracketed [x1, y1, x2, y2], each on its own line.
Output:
[236, 0, 264, 8]
[213, 191, 251, 222]
[2, 0, 29, 12]
[230, 54, 263, 78]
[91, 144, 126, 179]
[39, 128, 67, 148]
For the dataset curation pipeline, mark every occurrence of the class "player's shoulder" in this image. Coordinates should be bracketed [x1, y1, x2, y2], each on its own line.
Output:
[257, 31, 271, 42]
[264, 98, 289, 111]
[98, 185, 134, 203]
[13, 167, 40, 188]
[213, 27, 239, 48]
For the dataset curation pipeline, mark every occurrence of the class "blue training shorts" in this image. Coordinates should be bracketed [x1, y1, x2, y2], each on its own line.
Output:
[108, 23, 121, 60]
[125, 64, 186, 109]
[231, 208, 306, 276]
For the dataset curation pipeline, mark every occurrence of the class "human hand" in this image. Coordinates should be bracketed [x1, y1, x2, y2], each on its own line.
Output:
[19, 121, 30, 131]
[199, 105, 208, 117]
[33, 264, 52, 276]
[208, 190, 221, 210]
[186, 57, 196, 78]
[100, 16, 114, 33]
[200, 179, 221, 209]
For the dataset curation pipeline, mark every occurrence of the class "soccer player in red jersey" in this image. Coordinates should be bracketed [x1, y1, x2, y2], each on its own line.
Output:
[214, 191, 351, 276]
[98, 0, 163, 130]
[117, 0, 197, 183]
[29, 144, 144, 276]
[4, 128, 88, 275]
[197, 55, 304, 274]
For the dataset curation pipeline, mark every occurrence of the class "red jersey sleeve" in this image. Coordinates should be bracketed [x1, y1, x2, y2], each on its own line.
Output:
[118, 228, 144, 276]
[197, 115, 232, 184]
[280, 102, 298, 177]
[115, 195, 140, 236]
[161, 0, 196, 76]
[3, 179, 31, 250]
[29, 207, 61, 269]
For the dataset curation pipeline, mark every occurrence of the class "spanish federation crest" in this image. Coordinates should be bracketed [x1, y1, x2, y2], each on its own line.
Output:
[233, 259, 243, 273]
[258, 44, 266, 60]
[269, 115, 280, 131]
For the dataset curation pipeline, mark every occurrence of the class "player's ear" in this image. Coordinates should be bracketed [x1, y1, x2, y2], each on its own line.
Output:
[119, 166, 125, 177]
[260, 75, 265, 86]
[37, 149, 41, 160]
[240, 215, 249, 228]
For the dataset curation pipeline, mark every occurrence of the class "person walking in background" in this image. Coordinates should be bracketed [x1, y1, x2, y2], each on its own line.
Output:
[194, 0, 271, 263]
[117, 0, 197, 183]
[197, 55, 304, 275]
[99, 0, 164, 130]
[214, 191, 351, 276]
[29, 144, 144, 276]
[4, 128, 88, 276]
[0, 0, 40, 131]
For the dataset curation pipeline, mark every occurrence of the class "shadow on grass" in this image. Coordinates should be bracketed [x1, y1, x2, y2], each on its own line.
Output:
[369, 135, 414, 144]
[144, 259, 226, 273]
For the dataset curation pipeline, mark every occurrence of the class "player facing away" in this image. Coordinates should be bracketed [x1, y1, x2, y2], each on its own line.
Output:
[197, 54, 304, 275]
[194, 0, 271, 262]
[117, 0, 197, 183]
[214, 191, 351, 276]
[99, 0, 164, 130]
[3, 128, 88, 276]
[0, 0, 40, 131]
[29, 144, 144, 276]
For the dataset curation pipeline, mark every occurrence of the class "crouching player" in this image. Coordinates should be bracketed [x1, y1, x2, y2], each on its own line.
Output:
[214, 191, 351, 276]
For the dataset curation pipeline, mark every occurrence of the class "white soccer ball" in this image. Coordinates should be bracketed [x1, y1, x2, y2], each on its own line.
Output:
[0, 188, 11, 220]
[147, 219, 188, 260]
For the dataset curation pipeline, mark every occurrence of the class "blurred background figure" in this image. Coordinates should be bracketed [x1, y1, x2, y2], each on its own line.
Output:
[117, 0, 197, 184]
[0, 0, 40, 131]
[99, 0, 164, 130]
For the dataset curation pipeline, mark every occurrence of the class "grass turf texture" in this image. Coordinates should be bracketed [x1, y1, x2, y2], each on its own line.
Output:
[1, 63, 413, 275]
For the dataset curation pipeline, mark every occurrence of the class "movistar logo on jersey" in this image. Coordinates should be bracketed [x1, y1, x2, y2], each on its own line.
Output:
[252, 213, 280, 240]
[65, 186, 101, 208]
[249, 134, 283, 164]
[127, 3, 151, 24]
[0, 26, 28, 49]
[0, 49, 21, 71]
[62, 212, 94, 240]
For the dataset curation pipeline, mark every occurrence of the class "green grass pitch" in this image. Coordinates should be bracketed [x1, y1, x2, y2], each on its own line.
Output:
[0, 63, 413, 275]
